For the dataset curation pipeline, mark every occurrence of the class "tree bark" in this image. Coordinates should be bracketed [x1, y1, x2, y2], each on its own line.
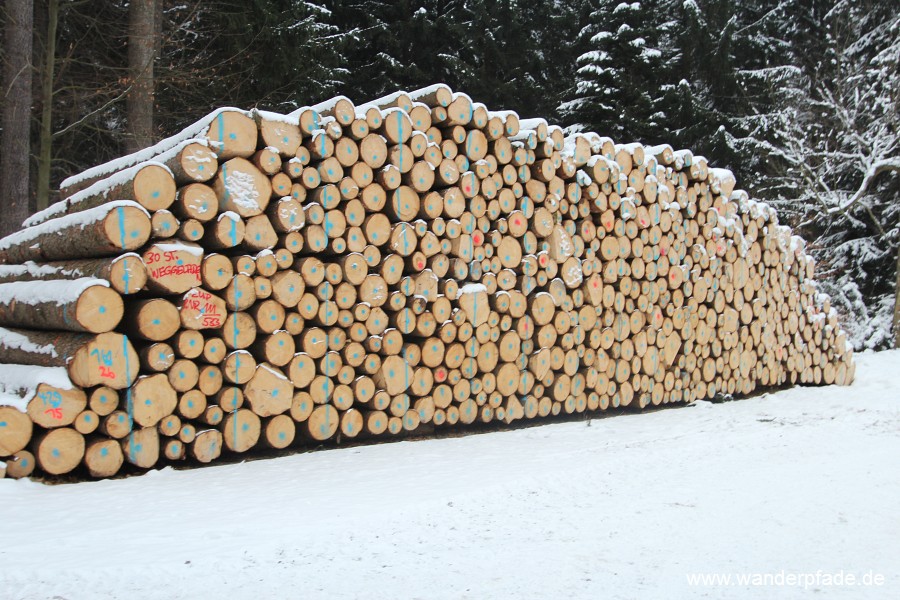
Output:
[35, 0, 58, 212]
[894, 239, 900, 349]
[0, 0, 34, 237]
[126, 0, 159, 153]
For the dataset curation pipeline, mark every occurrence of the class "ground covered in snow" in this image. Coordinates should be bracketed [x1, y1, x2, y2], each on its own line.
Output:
[2, 351, 898, 599]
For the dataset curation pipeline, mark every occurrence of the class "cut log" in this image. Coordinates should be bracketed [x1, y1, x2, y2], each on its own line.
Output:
[83, 437, 124, 478]
[0, 405, 32, 456]
[214, 157, 273, 217]
[0, 254, 148, 295]
[34, 428, 85, 475]
[143, 242, 204, 294]
[0, 201, 151, 264]
[0, 329, 139, 389]
[26, 383, 87, 428]
[121, 426, 160, 469]
[0, 278, 123, 333]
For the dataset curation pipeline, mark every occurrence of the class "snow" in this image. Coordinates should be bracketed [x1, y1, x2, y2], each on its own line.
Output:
[57, 107, 247, 192]
[0, 326, 58, 359]
[253, 110, 299, 126]
[457, 282, 487, 295]
[0, 201, 149, 253]
[28, 160, 172, 227]
[407, 83, 451, 105]
[0, 364, 74, 411]
[220, 169, 262, 212]
[2, 350, 897, 598]
[0, 277, 108, 307]
[152, 242, 204, 257]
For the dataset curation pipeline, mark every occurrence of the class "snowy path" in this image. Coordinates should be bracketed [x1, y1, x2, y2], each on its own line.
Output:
[2, 351, 898, 599]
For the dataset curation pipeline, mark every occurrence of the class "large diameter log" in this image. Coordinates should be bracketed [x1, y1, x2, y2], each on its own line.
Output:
[26, 384, 88, 429]
[29, 162, 174, 227]
[0, 201, 151, 264]
[125, 299, 181, 341]
[127, 373, 178, 427]
[143, 242, 204, 294]
[214, 157, 273, 217]
[0, 329, 139, 389]
[34, 427, 85, 475]
[0, 278, 123, 333]
[180, 287, 227, 330]
[242, 363, 293, 417]
[0, 254, 148, 295]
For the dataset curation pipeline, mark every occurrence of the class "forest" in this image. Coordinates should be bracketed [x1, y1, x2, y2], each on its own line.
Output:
[1, 0, 898, 350]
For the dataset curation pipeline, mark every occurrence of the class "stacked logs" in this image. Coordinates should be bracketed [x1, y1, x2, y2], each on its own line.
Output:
[0, 84, 854, 480]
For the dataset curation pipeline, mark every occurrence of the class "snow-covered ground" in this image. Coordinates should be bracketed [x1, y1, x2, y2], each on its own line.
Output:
[2, 351, 898, 600]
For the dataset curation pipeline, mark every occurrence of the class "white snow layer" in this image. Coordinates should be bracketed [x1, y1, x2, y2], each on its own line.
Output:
[0, 364, 74, 411]
[0, 277, 109, 307]
[28, 159, 172, 227]
[0, 201, 149, 252]
[457, 282, 487, 295]
[57, 108, 249, 191]
[1, 350, 897, 598]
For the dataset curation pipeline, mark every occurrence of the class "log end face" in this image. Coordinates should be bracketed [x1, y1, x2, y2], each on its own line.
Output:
[76, 285, 124, 333]
[69, 332, 141, 390]
[102, 205, 152, 252]
[134, 164, 177, 212]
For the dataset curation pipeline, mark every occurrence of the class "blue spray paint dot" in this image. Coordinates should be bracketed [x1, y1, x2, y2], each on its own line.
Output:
[229, 132, 237, 140]
[52, 448, 60, 457]
[242, 423, 250, 431]
[100, 447, 109, 457]
[152, 319, 161, 325]
[145, 399, 152, 406]
[0, 421, 6, 427]
[152, 191, 160, 199]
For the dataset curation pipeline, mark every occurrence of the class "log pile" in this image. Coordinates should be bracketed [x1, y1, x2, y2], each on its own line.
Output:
[0, 84, 854, 480]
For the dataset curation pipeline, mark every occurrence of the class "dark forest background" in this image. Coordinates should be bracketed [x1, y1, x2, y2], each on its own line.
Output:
[1, 0, 898, 348]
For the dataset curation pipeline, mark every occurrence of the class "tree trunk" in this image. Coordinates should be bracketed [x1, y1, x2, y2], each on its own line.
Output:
[35, 0, 58, 212]
[894, 239, 900, 349]
[126, 0, 159, 153]
[0, 0, 34, 237]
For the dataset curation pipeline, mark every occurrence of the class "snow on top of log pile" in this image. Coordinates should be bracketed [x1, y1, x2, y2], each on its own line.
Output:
[29, 159, 173, 227]
[0, 363, 74, 412]
[153, 242, 204, 256]
[253, 109, 299, 125]
[0, 327, 58, 359]
[0, 277, 109, 306]
[0, 201, 150, 252]
[57, 108, 249, 192]
[458, 283, 487, 295]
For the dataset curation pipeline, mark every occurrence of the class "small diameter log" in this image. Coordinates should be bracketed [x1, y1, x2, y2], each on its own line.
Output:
[0, 405, 33, 456]
[0, 254, 148, 295]
[0, 329, 140, 390]
[121, 426, 160, 469]
[262, 414, 295, 449]
[214, 157, 273, 217]
[0, 201, 151, 264]
[34, 427, 85, 475]
[221, 408, 261, 453]
[0, 278, 123, 334]
[83, 437, 124, 478]
[143, 242, 204, 294]
[190, 428, 223, 463]
[4, 450, 35, 478]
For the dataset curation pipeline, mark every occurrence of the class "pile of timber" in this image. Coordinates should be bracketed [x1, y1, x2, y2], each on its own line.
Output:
[0, 84, 854, 481]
